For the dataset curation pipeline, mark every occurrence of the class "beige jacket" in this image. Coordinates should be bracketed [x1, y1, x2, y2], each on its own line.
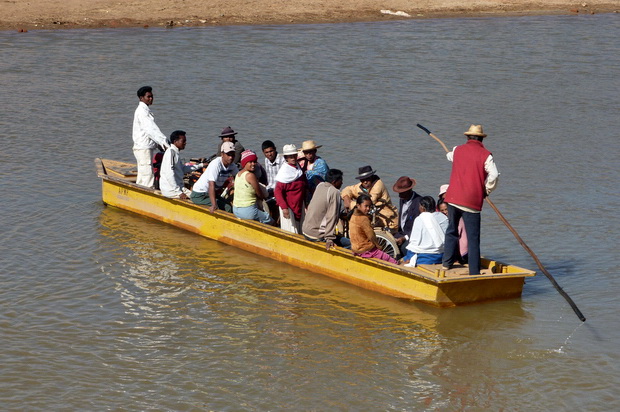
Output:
[341, 178, 399, 232]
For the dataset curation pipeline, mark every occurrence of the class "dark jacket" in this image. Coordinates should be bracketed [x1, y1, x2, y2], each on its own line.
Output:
[396, 191, 422, 239]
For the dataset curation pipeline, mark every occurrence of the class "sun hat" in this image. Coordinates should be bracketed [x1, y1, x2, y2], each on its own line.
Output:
[301, 140, 322, 152]
[355, 165, 376, 180]
[219, 126, 237, 138]
[282, 144, 298, 156]
[240, 150, 258, 168]
[220, 141, 235, 153]
[438, 184, 449, 196]
[392, 176, 417, 193]
[464, 124, 487, 137]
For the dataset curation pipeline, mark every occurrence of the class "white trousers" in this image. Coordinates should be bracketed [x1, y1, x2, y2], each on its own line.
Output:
[133, 148, 155, 188]
[279, 207, 304, 234]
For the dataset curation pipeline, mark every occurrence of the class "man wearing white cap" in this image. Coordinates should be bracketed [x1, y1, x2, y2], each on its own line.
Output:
[190, 141, 239, 213]
[442, 125, 499, 276]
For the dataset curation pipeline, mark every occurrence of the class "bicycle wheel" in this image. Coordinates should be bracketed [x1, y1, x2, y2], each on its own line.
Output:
[374, 230, 400, 260]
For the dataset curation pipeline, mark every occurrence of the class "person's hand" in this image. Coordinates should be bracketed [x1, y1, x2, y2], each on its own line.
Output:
[325, 239, 335, 250]
[210, 204, 218, 213]
[179, 193, 189, 200]
[282, 209, 290, 219]
[395, 236, 404, 245]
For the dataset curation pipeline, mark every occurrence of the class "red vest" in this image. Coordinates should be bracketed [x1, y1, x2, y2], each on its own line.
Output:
[444, 140, 491, 211]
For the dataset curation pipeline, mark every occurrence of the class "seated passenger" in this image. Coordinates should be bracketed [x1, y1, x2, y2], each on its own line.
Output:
[297, 140, 328, 198]
[233, 150, 274, 225]
[159, 130, 204, 199]
[218, 126, 245, 167]
[349, 194, 399, 265]
[341, 165, 399, 232]
[190, 141, 239, 213]
[403, 196, 449, 266]
[275, 144, 307, 234]
[302, 168, 351, 250]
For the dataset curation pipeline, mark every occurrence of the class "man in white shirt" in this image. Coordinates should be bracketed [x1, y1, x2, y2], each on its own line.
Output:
[261, 140, 285, 221]
[190, 141, 239, 213]
[132, 86, 170, 188]
[159, 130, 204, 199]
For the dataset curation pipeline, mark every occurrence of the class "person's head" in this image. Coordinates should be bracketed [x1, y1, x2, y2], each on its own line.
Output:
[438, 184, 449, 200]
[438, 200, 448, 216]
[393, 176, 417, 199]
[355, 165, 378, 190]
[301, 140, 321, 162]
[356, 194, 373, 215]
[220, 141, 236, 166]
[419, 196, 436, 213]
[169, 130, 187, 150]
[262, 140, 278, 162]
[282, 144, 298, 166]
[325, 168, 343, 189]
[137, 86, 153, 105]
[240, 150, 258, 172]
[464, 124, 486, 142]
[219, 126, 237, 143]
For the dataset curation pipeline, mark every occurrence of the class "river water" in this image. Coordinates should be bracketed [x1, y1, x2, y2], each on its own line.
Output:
[1, 13, 619, 410]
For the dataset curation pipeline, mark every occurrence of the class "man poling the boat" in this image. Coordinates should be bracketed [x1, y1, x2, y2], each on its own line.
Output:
[417, 123, 586, 321]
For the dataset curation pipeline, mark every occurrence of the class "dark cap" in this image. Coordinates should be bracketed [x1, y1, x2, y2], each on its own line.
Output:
[219, 126, 237, 138]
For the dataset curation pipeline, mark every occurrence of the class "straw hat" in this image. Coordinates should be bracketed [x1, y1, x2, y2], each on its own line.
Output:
[393, 176, 417, 193]
[301, 140, 322, 152]
[464, 124, 487, 137]
[282, 144, 298, 156]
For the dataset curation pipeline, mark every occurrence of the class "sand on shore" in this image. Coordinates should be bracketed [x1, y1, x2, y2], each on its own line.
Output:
[2, 0, 619, 31]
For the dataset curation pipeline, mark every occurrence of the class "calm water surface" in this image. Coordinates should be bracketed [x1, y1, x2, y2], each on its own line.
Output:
[1, 14, 619, 410]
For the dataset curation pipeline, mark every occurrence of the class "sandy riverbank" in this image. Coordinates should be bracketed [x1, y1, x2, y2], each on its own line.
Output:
[2, 0, 618, 31]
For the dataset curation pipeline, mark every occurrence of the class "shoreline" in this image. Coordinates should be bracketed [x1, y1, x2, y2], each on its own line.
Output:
[2, 1, 619, 32]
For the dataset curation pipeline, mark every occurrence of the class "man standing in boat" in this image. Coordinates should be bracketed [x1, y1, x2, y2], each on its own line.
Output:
[132, 86, 170, 188]
[159, 130, 205, 200]
[442, 124, 499, 276]
[190, 141, 239, 213]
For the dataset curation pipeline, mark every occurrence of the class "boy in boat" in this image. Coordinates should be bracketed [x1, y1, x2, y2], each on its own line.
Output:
[159, 130, 205, 200]
[190, 141, 239, 213]
[442, 124, 499, 276]
[132, 86, 170, 188]
[302, 169, 351, 250]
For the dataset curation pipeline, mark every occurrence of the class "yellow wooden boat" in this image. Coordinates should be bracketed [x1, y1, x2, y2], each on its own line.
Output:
[95, 158, 535, 307]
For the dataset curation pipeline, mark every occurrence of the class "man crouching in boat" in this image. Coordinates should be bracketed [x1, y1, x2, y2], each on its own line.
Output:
[159, 130, 205, 200]
[302, 169, 351, 250]
[190, 141, 239, 213]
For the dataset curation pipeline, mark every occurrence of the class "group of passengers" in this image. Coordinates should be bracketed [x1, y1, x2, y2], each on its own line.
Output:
[133, 86, 499, 275]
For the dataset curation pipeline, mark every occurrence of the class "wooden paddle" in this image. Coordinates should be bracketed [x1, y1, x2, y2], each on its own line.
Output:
[417, 123, 586, 322]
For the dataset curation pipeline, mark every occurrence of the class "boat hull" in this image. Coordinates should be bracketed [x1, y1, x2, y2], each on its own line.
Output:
[96, 158, 535, 307]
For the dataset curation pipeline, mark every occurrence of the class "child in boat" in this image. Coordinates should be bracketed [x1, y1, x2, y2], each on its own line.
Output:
[232, 150, 274, 225]
[404, 196, 448, 267]
[349, 194, 399, 265]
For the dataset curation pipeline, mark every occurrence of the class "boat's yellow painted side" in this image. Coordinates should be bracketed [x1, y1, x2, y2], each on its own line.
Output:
[96, 158, 535, 307]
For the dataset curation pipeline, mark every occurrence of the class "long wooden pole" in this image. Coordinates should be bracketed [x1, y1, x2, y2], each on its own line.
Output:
[416, 123, 586, 322]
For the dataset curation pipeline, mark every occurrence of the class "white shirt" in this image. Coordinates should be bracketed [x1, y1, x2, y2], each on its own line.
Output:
[192, 157, 239, 193]
[264, 154, 285, 190]
[406, 211, 448, 254]
[132, 101, 169, 150]
[159, 145, 203, 198]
